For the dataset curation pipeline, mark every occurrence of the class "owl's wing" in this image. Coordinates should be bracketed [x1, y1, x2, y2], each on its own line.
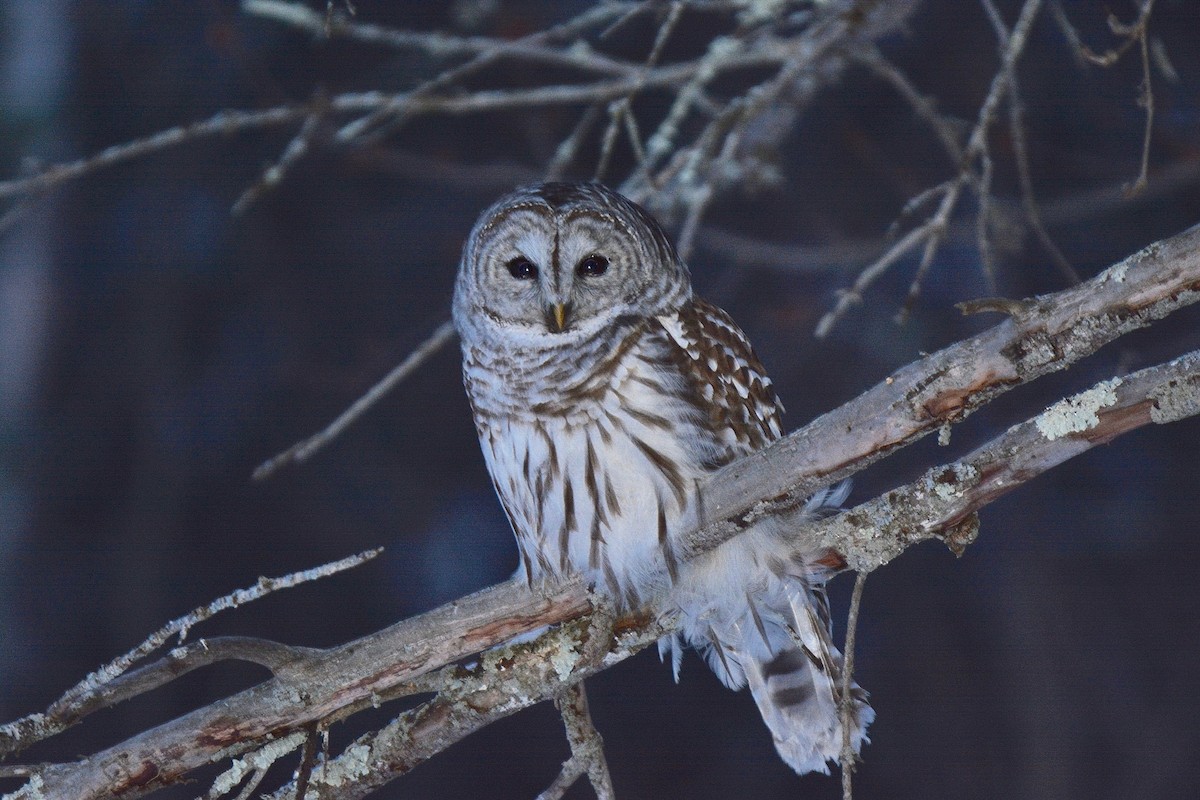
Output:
[654, 300, 872, 774]
[653, 297, 784, 467]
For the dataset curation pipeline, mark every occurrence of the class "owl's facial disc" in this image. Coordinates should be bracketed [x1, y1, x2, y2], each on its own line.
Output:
[456, 185, 691, 349]
[479, 208, 637, 336]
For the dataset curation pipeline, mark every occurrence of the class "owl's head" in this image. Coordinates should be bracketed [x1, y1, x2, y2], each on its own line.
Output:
[454, 182, 691, 346]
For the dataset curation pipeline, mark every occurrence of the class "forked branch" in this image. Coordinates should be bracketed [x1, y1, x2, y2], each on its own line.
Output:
[4, 224, 1200, 800]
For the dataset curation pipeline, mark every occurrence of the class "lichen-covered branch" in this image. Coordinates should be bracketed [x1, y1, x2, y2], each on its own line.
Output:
[691, 222, 1200, 563]
[806, 348, 1200, 569]
[0, 578, 594, 800]
[537, 683, 615, 800]
[4, 223, 1200, 800]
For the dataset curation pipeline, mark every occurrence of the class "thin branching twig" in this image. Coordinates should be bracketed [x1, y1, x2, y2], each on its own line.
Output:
[1051, 0, 1157, 195]
[232, 93, 329, 216]
[818, 0, 1046, 336]
[0, 548, 381, 756]
[594, 2, 684, 183]
[253, 321, 455, 480]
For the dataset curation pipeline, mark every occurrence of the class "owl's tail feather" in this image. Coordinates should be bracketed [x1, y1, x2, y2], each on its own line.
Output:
[669, 570, 873, 775]
[666, 488, 871, 776]
[738, 583, 873, 776]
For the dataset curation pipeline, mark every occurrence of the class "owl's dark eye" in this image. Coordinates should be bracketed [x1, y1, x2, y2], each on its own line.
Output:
[576, 254, 609, 277]
[506, 257, 538, 280]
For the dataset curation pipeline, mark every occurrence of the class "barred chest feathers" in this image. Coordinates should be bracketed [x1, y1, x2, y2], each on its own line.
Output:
[462, 308, 763, 604]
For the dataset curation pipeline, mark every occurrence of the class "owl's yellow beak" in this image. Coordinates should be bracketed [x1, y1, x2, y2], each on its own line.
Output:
[547, 302, 568, 333]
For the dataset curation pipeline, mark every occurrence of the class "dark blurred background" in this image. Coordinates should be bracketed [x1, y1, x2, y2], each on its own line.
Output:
[2, 1, 1200, 798]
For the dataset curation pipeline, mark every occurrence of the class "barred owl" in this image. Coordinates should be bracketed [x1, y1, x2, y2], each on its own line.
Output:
[453, 182, 872, 775]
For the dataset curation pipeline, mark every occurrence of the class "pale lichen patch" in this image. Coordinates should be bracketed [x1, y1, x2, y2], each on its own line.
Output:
[210, 731, 306, 797]
[1151, 376, 1200, 424]
[317, 743, 374, 788]
[11, 773, 46, 800]
[1035, 378, 1121, 440]
[931, 463, 978, 499]
[1103, 254, 1133, 284]
[548, 638, 581, 682]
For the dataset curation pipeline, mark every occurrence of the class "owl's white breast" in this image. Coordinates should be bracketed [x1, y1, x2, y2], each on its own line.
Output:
[466, 324, 713, 601]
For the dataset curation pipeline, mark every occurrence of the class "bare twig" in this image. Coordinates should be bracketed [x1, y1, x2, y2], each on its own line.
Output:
[975, 140, 999, 291]
[327, 4, 772, 147]
[594, 2, 683, 183]
[0, 45, 800, 209]
[1127, 8, 1155, 197]
[1057, 1, 1153, 67]
[0, 105, 312, 202]
[1048, 0, 1087, 64]
[1050, 0, 1157, 195]
[850, 44, 965, 166]
[350, 147, 538, 194]
[816, 204, 946, 337]
[896, 191, 962, 325]
[546, 104, 604, 180]
[695, 225, 882, 273]
[1150, 36, 1179, 83]
[0, 0, 918, 241]
[538, 683, 615, 800]
[252, 321, 455, 480]
[0, 548, 381, 756]
[232, 95, 328, 216]
[840, 572, 868, 800]
[976, 0, 1075, 283]
[819, 0, 1046, 335]
[694, 156, 1200, 280]
[1005, 76, 1078, 282]
[653, 4, 884, 256]
[972, 0, 1016, 291]
[244, 0, 635, 74]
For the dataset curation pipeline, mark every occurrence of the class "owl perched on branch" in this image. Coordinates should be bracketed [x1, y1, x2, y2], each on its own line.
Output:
[452, 182, 872, 775]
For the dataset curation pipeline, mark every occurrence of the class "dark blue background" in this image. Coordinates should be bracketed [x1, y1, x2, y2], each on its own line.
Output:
[2, 2, 1200, 798]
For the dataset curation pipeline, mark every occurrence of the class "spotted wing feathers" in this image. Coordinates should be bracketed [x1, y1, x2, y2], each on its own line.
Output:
[654, 298, 784, 463]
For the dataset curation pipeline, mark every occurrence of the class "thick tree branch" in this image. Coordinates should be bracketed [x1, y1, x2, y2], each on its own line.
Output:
[0, 576, 596, 798]
[695, 222, 1200, 568]
[263, 608, 665, 800]
[5, 224, 1200, 800]
[805, 348, 1200, 565]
